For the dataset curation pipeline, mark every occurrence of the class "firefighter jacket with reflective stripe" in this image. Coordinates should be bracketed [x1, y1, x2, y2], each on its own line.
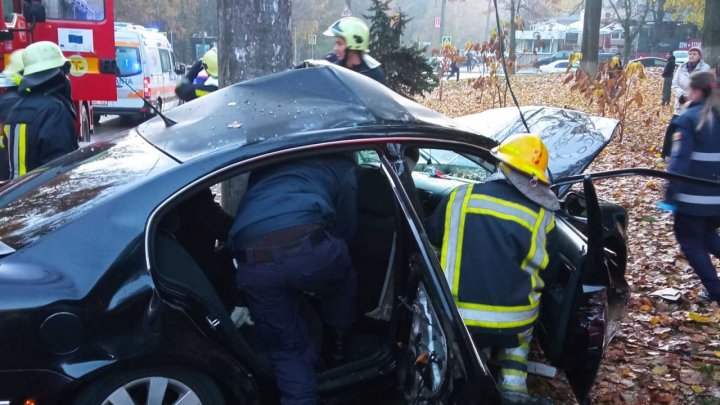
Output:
[667, 100, 720, 216]
[0, 92, 77, 181]
[428, 180, 556, 335]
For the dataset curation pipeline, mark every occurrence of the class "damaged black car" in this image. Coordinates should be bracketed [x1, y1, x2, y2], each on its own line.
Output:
[0, 65, 631, 404]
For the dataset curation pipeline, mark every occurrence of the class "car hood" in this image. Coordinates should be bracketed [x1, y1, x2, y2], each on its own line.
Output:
[454, 106, 619, 182]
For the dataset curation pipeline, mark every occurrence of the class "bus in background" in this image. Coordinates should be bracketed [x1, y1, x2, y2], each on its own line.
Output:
[0, 0, 117, 141]
[93, 23, 184, 124]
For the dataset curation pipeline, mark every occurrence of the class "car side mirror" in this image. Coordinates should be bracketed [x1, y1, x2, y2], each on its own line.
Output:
[22, 0, 46, 23]
[174, 64, 186, 75]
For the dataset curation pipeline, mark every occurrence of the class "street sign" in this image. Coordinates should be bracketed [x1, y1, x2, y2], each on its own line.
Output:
[434, 16, 441, 28]
[441, 36, 452, 46]
[308, 34, 317, 45]
[341, 6, 352, 17]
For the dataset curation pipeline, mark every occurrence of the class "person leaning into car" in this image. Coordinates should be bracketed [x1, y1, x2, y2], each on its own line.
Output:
[666, 71, 720, 304]
[228, 154, 358, 404]
[428, 134, 558, 405]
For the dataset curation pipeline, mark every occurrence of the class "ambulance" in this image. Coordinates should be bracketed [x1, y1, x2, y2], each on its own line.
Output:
[92, 23, 184, 122]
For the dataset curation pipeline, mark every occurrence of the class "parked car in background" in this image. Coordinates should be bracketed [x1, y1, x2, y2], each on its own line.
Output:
[540, 60, 576, 74]
[536, 50, 573, 67]
[0, 65, 628, 404]
[674, 50, 689, 65]
[630, 57, 668, 68]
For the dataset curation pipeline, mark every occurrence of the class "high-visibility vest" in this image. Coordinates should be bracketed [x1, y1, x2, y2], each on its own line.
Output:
[439, 181, 555, 333]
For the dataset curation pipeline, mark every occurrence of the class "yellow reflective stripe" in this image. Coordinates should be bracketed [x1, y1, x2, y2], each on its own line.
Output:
[501, 354, 528, 365]
[17, 124, 26, 176]
[465, 207, 533, 231]
[459, 306, 538, 328]
[457, 300, 536, 312]
[521, 208, 551, 305]
[440, 185, 471, 299]
[471, 194, 539, 219]
[546, 216, 555, 233]
[502, 369, 527, 377]
[453, 185, 473, 294]
[500, 384, 529, 393]
[0, 125, 7, 149]
[195, 89, 211, 97]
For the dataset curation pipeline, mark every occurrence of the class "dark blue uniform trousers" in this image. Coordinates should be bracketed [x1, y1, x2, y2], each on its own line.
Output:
[236, 234, 356, 404]
[674, 213, 720, 302]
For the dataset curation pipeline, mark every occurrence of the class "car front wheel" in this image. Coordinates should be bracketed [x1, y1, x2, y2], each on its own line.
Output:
[72, 367, 225, 405]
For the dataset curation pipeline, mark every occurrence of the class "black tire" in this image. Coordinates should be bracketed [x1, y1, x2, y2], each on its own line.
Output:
[72, 367, 225, 405]
[80, 104, 91, 143]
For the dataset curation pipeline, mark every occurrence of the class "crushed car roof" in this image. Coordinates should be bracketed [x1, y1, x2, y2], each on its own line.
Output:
[138, 65, 469, 162]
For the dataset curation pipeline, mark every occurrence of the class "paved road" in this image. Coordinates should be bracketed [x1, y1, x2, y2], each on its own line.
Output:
[80, 115, 146, 147]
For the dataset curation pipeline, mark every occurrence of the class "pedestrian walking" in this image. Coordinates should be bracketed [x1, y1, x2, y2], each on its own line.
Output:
[661, 46, 711, 159]
[324, 17, 386, 84]
[666, 71, 720, 304]
[662, 52, 676, 106]
[229, 155, 358, 404]
[447, 54, 460, 81]
[1, 42, 76, 181]
[428, 133, 558, 405]
[175, 47, 219, 102]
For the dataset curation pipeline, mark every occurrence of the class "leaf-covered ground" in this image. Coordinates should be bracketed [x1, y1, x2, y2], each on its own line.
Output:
[420, 72, 720, 404]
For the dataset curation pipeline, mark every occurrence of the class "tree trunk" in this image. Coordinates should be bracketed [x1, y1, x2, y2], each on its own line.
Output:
[580, 0, 601, 75]
[217, 0, 292, 212]
[703, 0, 720, 69]
[653, 0, 666, 56]
[623, 27, 633, 64]
[217, 0, 293, 85]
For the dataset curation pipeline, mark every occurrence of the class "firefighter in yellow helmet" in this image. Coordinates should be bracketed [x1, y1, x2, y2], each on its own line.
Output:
[0, 49, 24, 120]
[323, 17, 386, 84]
[175, 47, 219, 102]
[428, 133, 558, 405]
[2, 42, 77, 181]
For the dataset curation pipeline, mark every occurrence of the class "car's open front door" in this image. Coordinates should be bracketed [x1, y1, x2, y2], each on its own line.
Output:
[536, 176, 612, 402]
[541, 168, 720, 402]
[380, 152, 500, 404]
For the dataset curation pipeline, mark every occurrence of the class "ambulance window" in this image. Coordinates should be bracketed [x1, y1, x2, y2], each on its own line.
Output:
[116, 46, 142, 77]
[3, 0, 13, 22]
[159, 49, 171, 73]
[44, 0, 105, 21]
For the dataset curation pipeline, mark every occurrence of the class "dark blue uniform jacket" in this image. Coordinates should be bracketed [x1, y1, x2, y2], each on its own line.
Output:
[229, 155, 358, 251]
[667, 100, 720, 216]
[1, 91, 77, 181]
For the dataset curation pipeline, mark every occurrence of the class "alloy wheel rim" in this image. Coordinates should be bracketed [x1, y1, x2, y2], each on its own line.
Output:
[101, 376, 202, 405]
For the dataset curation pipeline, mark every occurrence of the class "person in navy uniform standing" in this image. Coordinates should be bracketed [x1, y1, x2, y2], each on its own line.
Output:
[228, 155, 358, 404]
[667, 71, 720, 303]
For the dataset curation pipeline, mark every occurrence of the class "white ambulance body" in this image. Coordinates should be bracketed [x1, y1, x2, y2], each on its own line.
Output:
[92, 23, 183, 121]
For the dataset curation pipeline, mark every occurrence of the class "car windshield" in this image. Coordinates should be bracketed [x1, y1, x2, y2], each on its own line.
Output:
[674, 51, 688, 58]
[116, 46, 142, 77]
[0, 134, 176, 249]
[414, 148, 494, 182]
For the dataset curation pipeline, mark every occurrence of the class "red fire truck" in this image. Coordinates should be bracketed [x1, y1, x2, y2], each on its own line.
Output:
[0, 0, 117, 141]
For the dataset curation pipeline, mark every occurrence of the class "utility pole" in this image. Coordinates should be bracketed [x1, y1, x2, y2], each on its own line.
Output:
[439, 0, 446, 47]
